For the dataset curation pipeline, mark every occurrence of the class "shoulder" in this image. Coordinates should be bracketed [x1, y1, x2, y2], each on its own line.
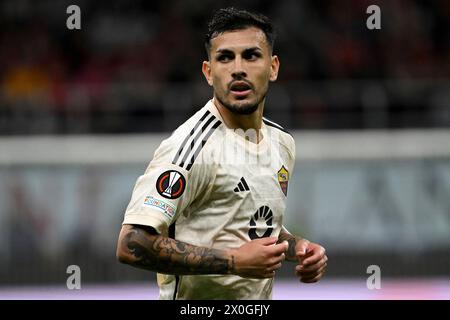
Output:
[154, 106, 223, 171]
[263, 117, 291, 136]
[263, 116, 295, 159]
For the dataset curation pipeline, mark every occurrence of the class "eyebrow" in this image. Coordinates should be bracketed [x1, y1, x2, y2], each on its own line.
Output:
[215, 47, 263, 55]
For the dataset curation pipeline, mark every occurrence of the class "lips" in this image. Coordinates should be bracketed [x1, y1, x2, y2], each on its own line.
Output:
[230, 81, 252, 97]
[230, 81, 251, 91]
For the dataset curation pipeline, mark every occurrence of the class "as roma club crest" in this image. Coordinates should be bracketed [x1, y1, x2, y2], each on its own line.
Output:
[277, 166, 289, 196]
[156, 170, 186, 199]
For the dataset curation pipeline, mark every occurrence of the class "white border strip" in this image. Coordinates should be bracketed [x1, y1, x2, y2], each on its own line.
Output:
[0, 130, 449, 165]
[294, 129, 450, 161]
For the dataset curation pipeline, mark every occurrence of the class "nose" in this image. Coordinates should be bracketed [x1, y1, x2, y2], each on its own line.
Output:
[231, 56, 247, 79]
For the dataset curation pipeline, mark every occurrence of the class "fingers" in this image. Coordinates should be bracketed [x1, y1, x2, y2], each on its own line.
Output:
[257, 237, 279, 246]
[262, 251, 285, 278]
[301, 248, 326, 266]
[267, 262, 282, 272]
[299, 271, 324, 283]
[269, 241, 289, 255]
[296, 259, 327, 283]
[296, 262, 327, 278]
[274, 252, 286, 264]
[263, 262, 283, 278]
[298, 263, 327, 283]
[297, 255, 328, 273]
[265, 251, 287, 275]
[264, 249, 287, 277]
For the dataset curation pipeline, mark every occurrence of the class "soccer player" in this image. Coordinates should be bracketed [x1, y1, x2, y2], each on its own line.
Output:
[116, 7, 327, 300]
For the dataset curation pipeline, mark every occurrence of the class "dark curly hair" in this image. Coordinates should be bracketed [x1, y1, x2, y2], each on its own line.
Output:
[204, 7, 276, 56]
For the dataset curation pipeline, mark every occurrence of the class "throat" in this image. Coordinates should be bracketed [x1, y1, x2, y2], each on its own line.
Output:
[213, 98, 264, 143]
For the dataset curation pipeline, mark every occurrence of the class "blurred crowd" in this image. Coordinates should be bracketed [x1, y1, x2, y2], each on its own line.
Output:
[0, 0, 449, 133]
[1, 0, 449, 285]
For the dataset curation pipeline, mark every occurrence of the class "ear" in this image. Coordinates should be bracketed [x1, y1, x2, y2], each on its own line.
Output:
[270, 55, 280, 82]
[202, 61, 213, 86]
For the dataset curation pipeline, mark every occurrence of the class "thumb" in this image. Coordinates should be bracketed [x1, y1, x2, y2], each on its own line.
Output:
[296, 239, 309, 257]
[258, 237, 278, 246]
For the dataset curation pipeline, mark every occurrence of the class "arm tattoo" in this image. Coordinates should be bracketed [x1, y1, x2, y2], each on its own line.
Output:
[278, 228, 302, 261]
[123, 226, 233, 275]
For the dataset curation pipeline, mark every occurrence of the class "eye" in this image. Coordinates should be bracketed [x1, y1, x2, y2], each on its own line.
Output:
[243, 51, 262, 61]
[217, 54, 232, 62]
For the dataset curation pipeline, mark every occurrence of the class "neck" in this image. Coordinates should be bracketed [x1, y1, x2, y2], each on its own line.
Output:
[212, 97, 264, 143]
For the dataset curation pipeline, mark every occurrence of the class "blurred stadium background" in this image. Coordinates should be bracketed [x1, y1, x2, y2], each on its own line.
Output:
[0, 0, 449, 299]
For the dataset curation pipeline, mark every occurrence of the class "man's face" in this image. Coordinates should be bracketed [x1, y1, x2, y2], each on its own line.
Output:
[202, 27, 279, 115]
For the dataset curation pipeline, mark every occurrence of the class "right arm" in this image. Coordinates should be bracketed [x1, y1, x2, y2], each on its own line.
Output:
[116, 224, 288, 279]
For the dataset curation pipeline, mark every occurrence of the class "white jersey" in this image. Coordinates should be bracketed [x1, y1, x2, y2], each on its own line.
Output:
[122, 99, 295, 300]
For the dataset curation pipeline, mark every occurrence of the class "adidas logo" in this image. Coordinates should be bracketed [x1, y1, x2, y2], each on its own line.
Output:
[234, 177, 250, 192]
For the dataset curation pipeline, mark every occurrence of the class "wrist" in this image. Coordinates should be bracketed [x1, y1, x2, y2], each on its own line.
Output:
[226, 249, 237, 275]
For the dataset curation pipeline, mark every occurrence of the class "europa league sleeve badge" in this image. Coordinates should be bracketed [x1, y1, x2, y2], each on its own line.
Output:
[156, 170, 186, 199]
[277, 166, 289, 196]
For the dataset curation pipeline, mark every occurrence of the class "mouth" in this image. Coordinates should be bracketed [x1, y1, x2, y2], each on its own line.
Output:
[230, 81, 252, 98]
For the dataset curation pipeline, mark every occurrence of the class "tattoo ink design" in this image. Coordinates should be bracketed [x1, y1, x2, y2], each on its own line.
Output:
[123, 226, 232, 275]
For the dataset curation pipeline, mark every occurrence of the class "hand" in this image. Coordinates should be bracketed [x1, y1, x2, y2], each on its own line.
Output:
[229, 237, 288, 279]
[295, 239, 327, 283]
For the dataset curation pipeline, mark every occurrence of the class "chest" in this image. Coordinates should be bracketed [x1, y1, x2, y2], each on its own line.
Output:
[212, 135, 290, 199]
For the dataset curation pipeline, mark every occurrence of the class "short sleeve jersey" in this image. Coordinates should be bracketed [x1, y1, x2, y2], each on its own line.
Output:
[122, 100, 296, 299]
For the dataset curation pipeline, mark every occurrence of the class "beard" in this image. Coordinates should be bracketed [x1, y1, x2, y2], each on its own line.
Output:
[215, 89, 267, 115]
[216, 97, 259, 115]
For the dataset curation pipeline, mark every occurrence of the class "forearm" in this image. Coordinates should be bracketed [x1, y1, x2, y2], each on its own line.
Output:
[118, 225, 234, 275]
[277, 227, 304, 261]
